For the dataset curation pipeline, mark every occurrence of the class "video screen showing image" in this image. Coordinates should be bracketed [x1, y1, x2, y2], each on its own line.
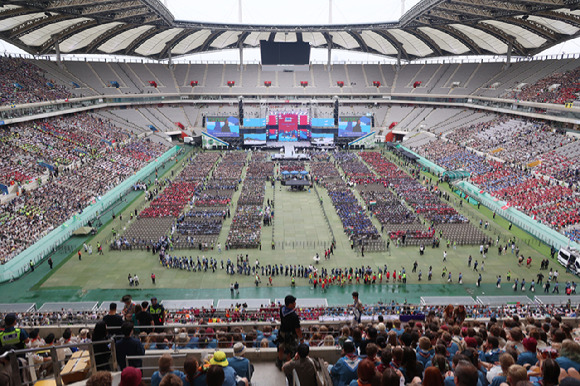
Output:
[278, 114, 299, 142]
[206, 116, 240, 137]
[311, 118, 335, 127]
[243, 118, 266, 128]
[338, 116, 371, 137]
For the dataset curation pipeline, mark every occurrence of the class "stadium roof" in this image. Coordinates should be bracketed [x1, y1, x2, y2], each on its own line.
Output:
[0, 0, 579, 60]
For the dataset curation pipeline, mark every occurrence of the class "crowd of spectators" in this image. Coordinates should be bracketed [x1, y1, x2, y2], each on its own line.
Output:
[0, 113, 167, 263]
[505, 65, 580, 104]
[416, 138, 580, 231]
[310, 156, 381, 247]
[0, 57, 71, 106]
[7, 302, 580, 386]
[564, 229, 580, 243]
[226, 153, 273, 249]
[5, 301, 580, 328]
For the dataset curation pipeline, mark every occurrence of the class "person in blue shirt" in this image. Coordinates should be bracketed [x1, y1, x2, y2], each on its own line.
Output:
[151, 353, 186, 386]
[183, 355, 207, 386]
[228, 342, 253, 381]
[444, 360, 482, 386]
[489, 353, 514, 386]
[417, 336, 435, 369]
[330, 340, 362, 386]
[517, 337, 538, 367]
[442, 332, 460, 361]
[484, 336, 504, 364]
[209, 350, 248, 386]
[556, 339, 580, 373]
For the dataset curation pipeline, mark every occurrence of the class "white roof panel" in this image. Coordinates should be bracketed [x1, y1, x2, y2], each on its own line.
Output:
[244, 32, 271, 47]
[528, 15, 579, 35]
[210, 31, 242, 49]
[171, 29, 212, 54]
[98, 25, 155, 53]
[388, 29, 433, 57]
[0, 13, 46, 32]
[274, 32, 297, 42]
[135, 28, 183, 56]
[361, 31, 397, 55]
[20, 18, 92, 47]
[60, 22, 123, 52]
[451, 24, 507, 54]
[483, 20, 546, 49]
[418, 27, 469, 55]
[302, 32, 327, 46]
[330, 32, 359, 50]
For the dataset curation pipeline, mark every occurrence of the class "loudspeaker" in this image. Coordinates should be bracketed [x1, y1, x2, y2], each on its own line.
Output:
[333, 99, 339, 126]
[238, 98, 244, 124]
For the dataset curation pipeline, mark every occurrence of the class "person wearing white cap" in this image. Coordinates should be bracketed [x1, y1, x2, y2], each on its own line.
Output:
[229, 342, 253, 380]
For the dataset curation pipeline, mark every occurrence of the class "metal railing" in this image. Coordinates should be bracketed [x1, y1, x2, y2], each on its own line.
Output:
[5, 339, 116, 386]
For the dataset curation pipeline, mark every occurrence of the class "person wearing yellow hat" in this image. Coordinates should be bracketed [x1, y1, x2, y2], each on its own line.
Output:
[209, 351, 248, 386]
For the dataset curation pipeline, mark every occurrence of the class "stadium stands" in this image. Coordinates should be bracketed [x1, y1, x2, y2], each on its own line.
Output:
[0, 113, 167, 263]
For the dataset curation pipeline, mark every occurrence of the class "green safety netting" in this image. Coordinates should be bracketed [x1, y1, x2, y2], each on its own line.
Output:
[397, 145, 445, 175]
[454, 180, 580, 252]
[0, 146, 180, 282]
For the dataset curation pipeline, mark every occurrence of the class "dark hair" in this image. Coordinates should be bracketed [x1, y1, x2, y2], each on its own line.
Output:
[183, 355, 198, 383]
[284, 295, 296, 306]
[62, 328, 72, 341]
[454, 361, 479, 386]
[121, 322, 134, 337]
[121, 295, 132, 303]
[381, 368, 400, 386]
[401, 346, 422, 383]
[297, 343, 309, 358]
[28, 329, 39, 340]
[431, 354, 448, 374]
[541, 358, 560, 386]
[206, 365, 225, 386]
[380, 347, 392, 366]
[45, 333, 55, 345]
[109, 303, 117, 311]
[93, 321, 108, 342]
[352, 292, 359, 297]
[488, 336, 499, 349]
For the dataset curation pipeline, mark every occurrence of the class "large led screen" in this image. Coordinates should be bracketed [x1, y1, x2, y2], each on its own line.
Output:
[206, 116, 239, 137]
[338, 116, 371, 137]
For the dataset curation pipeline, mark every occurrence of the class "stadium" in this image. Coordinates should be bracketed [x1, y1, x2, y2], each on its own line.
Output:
[1, 0, 580, 384]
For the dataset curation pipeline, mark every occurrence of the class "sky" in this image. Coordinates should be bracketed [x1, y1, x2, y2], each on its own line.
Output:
[165, 0, 420, 25]
[1, 0, 580, 61]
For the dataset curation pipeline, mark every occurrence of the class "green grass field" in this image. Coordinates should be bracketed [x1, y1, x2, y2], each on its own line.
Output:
[2, 149, 576, 306]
